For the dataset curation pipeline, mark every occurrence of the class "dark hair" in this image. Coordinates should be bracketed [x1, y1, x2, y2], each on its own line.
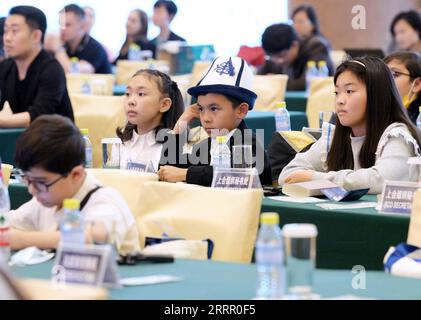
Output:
[384, 51, 421, 80]
[0, 17, 5, 56]
[9, 6, 47, 43]
[63, 4, 86, 20]
[117, 69, 185, 142]
[390, 10, 421, 39]
[15, 115, 85, 174]
[0, 17, 5, 36]
[197, 93, 243, 110]
[120, 9, 149, 56]
[261, 23, 298, 55]
[292, 4, 320, 36]
[327, 56, 421, 171]
[154, 0, 178, 17]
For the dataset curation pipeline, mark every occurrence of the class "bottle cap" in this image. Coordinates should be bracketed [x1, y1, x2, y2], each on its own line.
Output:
[283, 224, 318, 238]
[260, 212, 280, 225]
[80, 128, 89, 136]
[216, 136, 228, 144]
[318, 60, 327, 67]
[63, 199, 80, 210]
[307, 60, 316, 67]
[130, 43, 141, 50]
[418, 106, 421, 112]
[276, 101, 286, 109]
[70, 57, 79, 63]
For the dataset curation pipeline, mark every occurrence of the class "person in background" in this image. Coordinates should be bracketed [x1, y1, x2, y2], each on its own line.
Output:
[0, 17, 5, 61]
[389, 10, 421, 53]
[258, 23, 334, 91]
[44, 4, 111, 74]
[114, 9, 156, 63]
[0, 6, 74, 128]
[279, 57, 421, 194]
[385, 52, 421, 124]
[292, 4, 331, 49]
[83, 6, 95, 34]
[152, 0, 186, 48]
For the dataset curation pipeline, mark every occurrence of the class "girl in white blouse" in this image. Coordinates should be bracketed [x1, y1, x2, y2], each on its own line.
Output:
[279, 56, 421, 194]
[114, 69, 184, 171]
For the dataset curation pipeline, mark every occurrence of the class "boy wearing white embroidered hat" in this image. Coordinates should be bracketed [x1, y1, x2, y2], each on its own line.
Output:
[158, 56, 272, 186]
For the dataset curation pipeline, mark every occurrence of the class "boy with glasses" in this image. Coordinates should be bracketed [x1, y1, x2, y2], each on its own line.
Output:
[6, 115, 140, 255]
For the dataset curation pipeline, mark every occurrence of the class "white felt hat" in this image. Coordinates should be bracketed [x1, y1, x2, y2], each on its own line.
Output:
[188, 56, 257, 109]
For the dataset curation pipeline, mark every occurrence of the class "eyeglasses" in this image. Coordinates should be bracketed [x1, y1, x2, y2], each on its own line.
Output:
[16, 172, 68, 193]
[390, 70, 412, 79]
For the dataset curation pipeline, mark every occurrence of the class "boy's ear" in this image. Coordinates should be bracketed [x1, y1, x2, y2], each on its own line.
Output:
[69, 165, 85, 180]
[160, 97, 172, 113]
[236, 103, 249, 120]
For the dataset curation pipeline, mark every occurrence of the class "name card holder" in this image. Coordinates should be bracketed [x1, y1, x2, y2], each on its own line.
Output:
[211, 168, 261, 190]
[380, 181, 421, 215]
[52, 243, 120, 288]
[126, 160, 155, 173]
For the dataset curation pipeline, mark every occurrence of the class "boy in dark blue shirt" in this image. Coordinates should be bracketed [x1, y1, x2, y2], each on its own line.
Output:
[158, 56, 272, 186]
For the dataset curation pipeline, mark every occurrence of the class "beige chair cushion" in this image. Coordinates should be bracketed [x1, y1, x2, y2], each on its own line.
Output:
[137, 181, 263, 263]
[253, 75, 289, 111]
[115, 60, 170, 85]
[1, 164, 13, 186]
[66, 74, 116, 96]
[408, 188, 421, 247]
[71, 94, 126, 168]
[16, 279, 108, 300]
[87, 169, 158, 219]
[306, 77, 335, 128]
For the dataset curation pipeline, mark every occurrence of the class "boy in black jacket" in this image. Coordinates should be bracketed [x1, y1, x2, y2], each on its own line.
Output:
[158, 56, 272, 187]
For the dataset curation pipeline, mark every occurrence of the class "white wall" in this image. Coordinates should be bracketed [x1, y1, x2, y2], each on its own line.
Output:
[1, 0, 288, 56]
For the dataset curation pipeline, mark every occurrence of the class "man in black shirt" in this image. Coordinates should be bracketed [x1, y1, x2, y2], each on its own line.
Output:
[152, 0, 186, 47]
[0, 6, 74, 128]
[44, 4, 111, 74]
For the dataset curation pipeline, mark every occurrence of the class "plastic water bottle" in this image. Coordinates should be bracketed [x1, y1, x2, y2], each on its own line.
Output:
[318, 60, 329, 78]
[211, 136, 231, 170]
[81, 129, 93, 168]
[417, 107, 421, 130]
[275, 102, 291, 132]
[305, 60, 319, 95]
[70, 57, 79, 74]
[81, 80, 91, 95]
[128, 43, 141, 61]
[256, 212, 285, 299]
[0, 167, 10, 262]
[60, 199, 85, 244]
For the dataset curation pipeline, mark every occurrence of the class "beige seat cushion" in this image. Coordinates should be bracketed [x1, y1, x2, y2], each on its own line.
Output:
[253, 75, 289, 111]
[71, 94, 126, 168]
[306, 77, 335, 128]
[115, 60, 170, 85]
[66, 74, 116, 96]
[137, 181, 263, 263]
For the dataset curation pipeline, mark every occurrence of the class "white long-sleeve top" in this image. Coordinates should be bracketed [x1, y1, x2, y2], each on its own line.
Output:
[279, 122, 421, 194]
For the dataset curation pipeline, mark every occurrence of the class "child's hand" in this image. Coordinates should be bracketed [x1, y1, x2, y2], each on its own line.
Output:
[85, 221, 108, 244]
[158, 166, 188, 183]
[173, 104, 200, 134]
[284, 170, 314, 184]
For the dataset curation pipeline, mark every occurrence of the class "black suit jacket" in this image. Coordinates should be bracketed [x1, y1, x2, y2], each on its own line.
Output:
[159, 121, 273, 187]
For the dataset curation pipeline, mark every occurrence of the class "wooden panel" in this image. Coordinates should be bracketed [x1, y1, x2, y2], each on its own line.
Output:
[289, 0, 421, 51]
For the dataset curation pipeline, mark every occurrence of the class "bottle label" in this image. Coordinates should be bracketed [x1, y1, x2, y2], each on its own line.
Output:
[256, 244, 283, 265]
[0, 225, 10, 247]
